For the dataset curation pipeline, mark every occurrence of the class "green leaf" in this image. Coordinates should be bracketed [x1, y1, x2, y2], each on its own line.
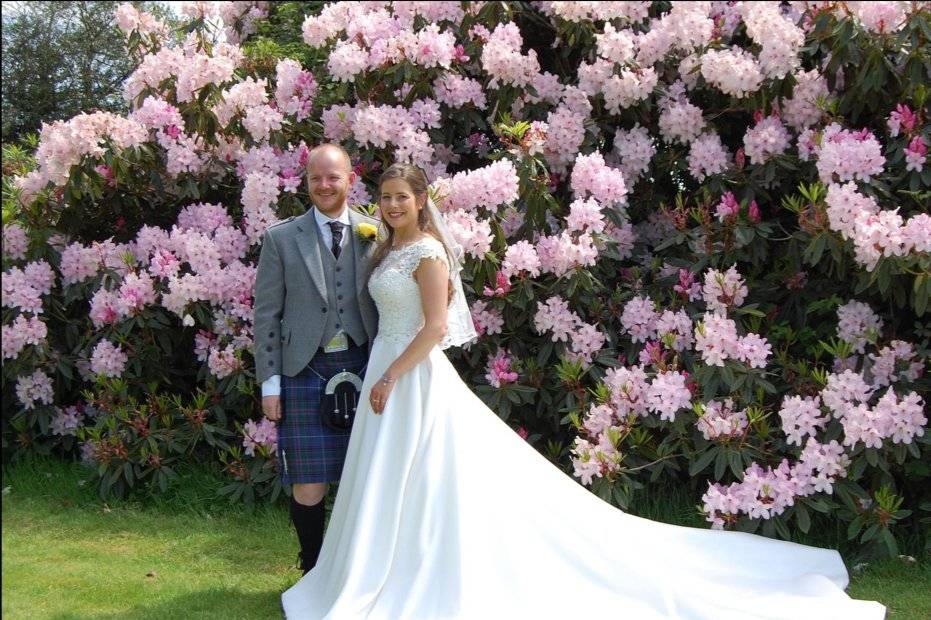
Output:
[773, 516, 791, 540]
[847, 514, 864, 540]
[804, 234, 826, 266]
[689, 446, 718, 476]
[714, 448, 728, 480]
[880, 528, 898, 557]
[796, 503, 811, 534]
[727, 450, 744, 478]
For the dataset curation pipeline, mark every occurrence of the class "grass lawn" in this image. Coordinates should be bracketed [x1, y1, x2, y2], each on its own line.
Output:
[3, 457, 929, 619]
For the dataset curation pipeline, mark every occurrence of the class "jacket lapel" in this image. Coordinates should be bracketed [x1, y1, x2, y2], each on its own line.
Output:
[348, 209, 370, 297]
[294, 209, 327, 300]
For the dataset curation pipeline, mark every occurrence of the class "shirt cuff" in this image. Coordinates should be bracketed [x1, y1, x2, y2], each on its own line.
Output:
[262, 375, 281, 397]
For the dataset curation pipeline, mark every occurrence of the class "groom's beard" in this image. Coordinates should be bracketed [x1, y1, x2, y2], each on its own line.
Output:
[309, 188, 349, 217]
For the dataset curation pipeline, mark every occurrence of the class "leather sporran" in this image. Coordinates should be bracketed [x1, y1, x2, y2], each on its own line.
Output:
[321, 370, 363, 432]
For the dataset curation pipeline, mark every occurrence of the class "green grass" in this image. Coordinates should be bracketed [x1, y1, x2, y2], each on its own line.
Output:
[2, 457, 296, 619]
[3, 457, 929, 619]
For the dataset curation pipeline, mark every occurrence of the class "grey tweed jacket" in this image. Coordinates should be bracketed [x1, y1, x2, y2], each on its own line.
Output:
[253, 207, 380, 383]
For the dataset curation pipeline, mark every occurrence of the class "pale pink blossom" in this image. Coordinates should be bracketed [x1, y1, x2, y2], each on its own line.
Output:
[868, 341, 924, 388]
[816, 124, 885, 184]
[697, 399, 749, 441]
[208, 345, 242, 379]
[743, 115, 791, 164]
[779, 395, 828, 446]
[242, 416, 278, 456]
[612, 124, 655, 182]
[2, 223, 28, 260]
[702, 265, 748, 314]
[534, 296, 581, 343]
[837, 300, 883, 354]
[570, 153, 628, 207]
[15, 369, 55, 410]
[501, 241, 541, 278]
[1, 315, 47, 359]
[688, 132, 730, 181]
[620, 296, 658, 344]
[646, 371, 692, 421]
[50, 405, 84, 437]
[90, 340, 128, 378]
[470, 300, 504, 336]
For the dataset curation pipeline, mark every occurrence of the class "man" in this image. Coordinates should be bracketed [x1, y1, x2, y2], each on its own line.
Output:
[254, 143, 379, 574]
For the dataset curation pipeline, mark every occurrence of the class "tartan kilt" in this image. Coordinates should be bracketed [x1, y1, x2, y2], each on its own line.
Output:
[278, 344, 368, 485]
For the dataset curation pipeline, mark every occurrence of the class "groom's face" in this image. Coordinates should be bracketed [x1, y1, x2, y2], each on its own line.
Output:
[306, 149, 356, 217]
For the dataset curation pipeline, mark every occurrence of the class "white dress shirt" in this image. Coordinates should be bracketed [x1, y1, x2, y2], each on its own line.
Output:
[261, 206, 351, 397]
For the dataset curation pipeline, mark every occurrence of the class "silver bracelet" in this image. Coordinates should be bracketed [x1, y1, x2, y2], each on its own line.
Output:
[379, 375, 395, 385]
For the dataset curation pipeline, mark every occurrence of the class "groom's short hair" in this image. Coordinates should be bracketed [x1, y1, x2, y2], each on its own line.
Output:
[307, 143, 352, 173]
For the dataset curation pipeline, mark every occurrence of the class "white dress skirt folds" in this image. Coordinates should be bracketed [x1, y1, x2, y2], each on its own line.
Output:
[282, 237, 885, 620]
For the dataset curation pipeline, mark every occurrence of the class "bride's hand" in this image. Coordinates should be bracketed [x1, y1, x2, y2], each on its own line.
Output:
[369, 374, 395, 415]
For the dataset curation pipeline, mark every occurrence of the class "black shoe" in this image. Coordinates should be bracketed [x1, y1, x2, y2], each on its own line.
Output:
[296, 551, 312, 575]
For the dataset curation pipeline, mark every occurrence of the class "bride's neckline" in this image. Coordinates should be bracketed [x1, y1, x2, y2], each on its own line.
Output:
[389, 235, 431, 251]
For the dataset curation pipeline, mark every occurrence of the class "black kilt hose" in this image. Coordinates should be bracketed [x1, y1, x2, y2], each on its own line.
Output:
[278, 342, 368, 485]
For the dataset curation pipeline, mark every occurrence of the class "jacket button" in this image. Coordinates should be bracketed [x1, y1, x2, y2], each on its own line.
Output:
[335, 267, 342, 272]
[321, 307, 327, 313]
[337, 294, 343, 300]
[266, 346, 272, 352]
[268, 331, 274, 338]
[335, 323, 341, 329]
[336, 281, 342, 287]
[339, 309, 344, 314]
[268, 360, 274, 366]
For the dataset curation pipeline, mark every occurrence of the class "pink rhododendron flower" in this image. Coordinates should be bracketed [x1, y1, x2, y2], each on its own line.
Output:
[646, 371, 692, 421]
[697, 399, 749, 441]
[836, 300, 883, 354]
[534, 296, 581, 343]
[470, 300, 504, 336]
[3, 223, 29, 260]
[501, 241, 541, 279]
[779, 395, 827, 446]
[702, 265, 748, 314]
[886, 103, 917, 137]
[743, 115, 791, 164]
[620, 296, 658, 344]
[1, 315, 47, 359]
[816, 123, 885, 184]
[90, 340, 129, 378]
[243, 416, 278, 456]
[904, 136, 927, 172]
[485, 349, 519, 388]
[570, 152, 628, 207]
[868, 340, 923, 388]
[50, 405, 84, 437]
[15, 369, 55, 410]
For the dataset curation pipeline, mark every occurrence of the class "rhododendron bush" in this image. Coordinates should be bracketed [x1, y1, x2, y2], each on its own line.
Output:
[2, 1, 929, 554]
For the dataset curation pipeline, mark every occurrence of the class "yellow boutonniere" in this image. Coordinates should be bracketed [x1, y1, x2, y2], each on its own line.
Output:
[356, 222, 378, 241]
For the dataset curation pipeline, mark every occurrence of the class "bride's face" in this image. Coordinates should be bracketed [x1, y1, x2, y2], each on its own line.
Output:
[378, 178, 424, 234]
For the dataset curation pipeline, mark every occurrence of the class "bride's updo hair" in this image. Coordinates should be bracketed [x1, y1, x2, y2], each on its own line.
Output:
[369, 163, 455, 302]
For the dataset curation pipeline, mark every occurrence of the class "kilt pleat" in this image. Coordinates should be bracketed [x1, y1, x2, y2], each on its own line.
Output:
[278, 345, 368, 484]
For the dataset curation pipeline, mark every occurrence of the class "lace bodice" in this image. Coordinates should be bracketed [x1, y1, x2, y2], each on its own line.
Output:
[368, 237, 449, 345]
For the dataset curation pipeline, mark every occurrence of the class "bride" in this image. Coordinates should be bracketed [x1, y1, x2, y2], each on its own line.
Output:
[281, 163, 885, 619]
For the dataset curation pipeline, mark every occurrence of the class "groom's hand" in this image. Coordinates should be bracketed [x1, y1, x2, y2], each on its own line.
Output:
[263, 395, 282, 421]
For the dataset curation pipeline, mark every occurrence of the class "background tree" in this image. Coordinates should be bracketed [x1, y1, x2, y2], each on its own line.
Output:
[1, 1, 174, 143]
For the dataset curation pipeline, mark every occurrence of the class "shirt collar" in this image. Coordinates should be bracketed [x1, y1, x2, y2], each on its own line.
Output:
[314, 206, 351, 229]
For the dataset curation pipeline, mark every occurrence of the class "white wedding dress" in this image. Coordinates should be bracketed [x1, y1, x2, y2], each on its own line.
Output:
[282, 237, 885, 619]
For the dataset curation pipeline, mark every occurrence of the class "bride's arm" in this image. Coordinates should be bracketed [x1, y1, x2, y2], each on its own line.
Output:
[368, 256, 449, 414]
